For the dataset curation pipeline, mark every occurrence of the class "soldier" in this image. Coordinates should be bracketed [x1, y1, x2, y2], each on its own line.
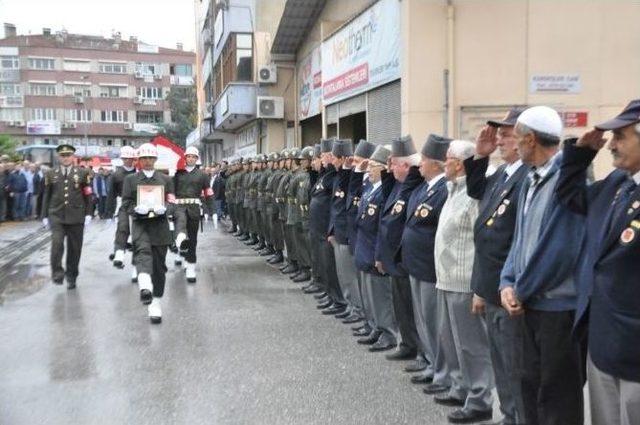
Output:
[260, 153, 280, 257]
[240, 158, 256, 243]
[302, 144, 325, 294]
[291, 146, 315, 283]
[225, 160, 240, 234]
[42, 144, 94, 289]
[121, 143, 175, 324]
[173, 146, 214, 283]
[254, 155, 271, 253]
[284, 148, 305, 280]
[266, 152, 287, 265]
[107, 146, 138, 273]
[275, 150, 294, 271]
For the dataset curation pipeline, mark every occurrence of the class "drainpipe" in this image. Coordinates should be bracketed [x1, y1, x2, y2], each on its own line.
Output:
[445, 0, 455, 137]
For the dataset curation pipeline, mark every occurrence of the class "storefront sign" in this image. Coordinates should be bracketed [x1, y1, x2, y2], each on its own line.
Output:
[299, 46, 322, 120]
[26, 120, 61, 135]
[560, 111, 588, 128]
[530, 74, 581, 94]
[321, 0, 401, 104]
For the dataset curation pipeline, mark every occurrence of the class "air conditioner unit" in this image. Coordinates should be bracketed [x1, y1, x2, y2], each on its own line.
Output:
[14, 121, 25, 127]
[7, 121, 16, 127]
[124, 122, 133, 130]
[100, 93, 109, 98]
[153, 74, 162, 80]
[134, 71, 144, 79]
[74, 96, 84, 104]
[133, 96, 143, 104]
[62, 122, 69, 128]
[258, 65, 277, 84]
[257, 96, 284, 119]
[69, 123, 77, 129]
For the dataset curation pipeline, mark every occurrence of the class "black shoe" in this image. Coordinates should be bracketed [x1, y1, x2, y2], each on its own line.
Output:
[302, 284, 322, 294]
[179, 240, 189, 255]
[67, 280, 76, 290]
[369, 339, 395, 352]
[352, 323, 370, 332]
[335, 310, 351, 319]
[385, 346, 417, 361]
[316, 300, 333, 310]
[244, 237, 259, 246]
[253, 242, 266, 251]
[281, 265, 299, 275]
[293, 270, 311, 283]
[447, 408, 492, 424]
[322, 306, 346, 315]
[238, 234, 250, 241]
[289, 271, 303, 280]
[313, 292, 328, 300]
[434, 394, 465, 407]
[404, 357, 428, 373]
[140, 289, 153, 305]
[353, 327, 371, 337]
[357, 331, 381, 345]
[108, 253, 115, 261]
[423, 383, 450, 395]
[53, 279, 63, 286]
[267, 252, 284, 264]
[169, 244, 178, 254]
[342, 315, 363, 324]
[410, 373, 434, 385]
[259, 247, 275, 256]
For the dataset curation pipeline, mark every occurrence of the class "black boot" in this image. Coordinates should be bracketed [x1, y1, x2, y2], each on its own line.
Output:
[292, 268, 311, 283]
[281, 262, 299, 274]
[237, 232, 250, 241]
[245, 235, 259, 246]
[259, 245, 275, 256]
[267, 251, 284, 264]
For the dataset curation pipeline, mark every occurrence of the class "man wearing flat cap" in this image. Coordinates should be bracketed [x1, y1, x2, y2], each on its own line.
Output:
[42, 144, 94, 289]
[557, 99, 640, 425]
[464, 107, 528, 425]
[500, 106, 586, 425]
[400, 134, 451, 388]
[376, 136, 423, 362]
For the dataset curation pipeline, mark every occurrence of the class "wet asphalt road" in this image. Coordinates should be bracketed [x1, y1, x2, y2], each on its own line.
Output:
[0, 219, 509, 424]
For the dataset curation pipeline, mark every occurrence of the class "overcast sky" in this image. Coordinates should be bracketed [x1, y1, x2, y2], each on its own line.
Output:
[0, 0, 198, 51]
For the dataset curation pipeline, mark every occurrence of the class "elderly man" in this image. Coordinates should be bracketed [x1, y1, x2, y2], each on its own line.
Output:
[376, 136, 423, 361]
[556, 100, 640, 425]
[500, 106, 585, 425]
[401, 134, 451, 387]
[434, 139, 494, 423]
[464, 108, 528, 425]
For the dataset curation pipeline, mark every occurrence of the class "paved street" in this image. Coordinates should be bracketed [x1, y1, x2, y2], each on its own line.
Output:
[0, 219, 466, 425]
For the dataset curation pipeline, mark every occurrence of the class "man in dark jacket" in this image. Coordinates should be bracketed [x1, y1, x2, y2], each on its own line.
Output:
[8, 163, 28, 220]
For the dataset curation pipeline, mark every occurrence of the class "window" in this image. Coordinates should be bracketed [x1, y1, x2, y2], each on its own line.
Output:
[136, 86, 163, 99]
[63, 60, 91, 72]
[0, 83, 21, 95]
[28, 58, 55, 70]
[0, 108, 23, 122]
[64, 84, 91, 97]
[30, 83, 57, 96]
[136, 111, 163, 124]
[0, 56, 19, 69]
[31, 108, 56, 120]
[135, 62, 159, 76]
[99, 62, 127, 74]
[216, 33, 253, 97]
[68, 109, 92, 122]
[100, 110, 127, 123]
[171, 64, 192, 76]
[100, 85, 127, 98]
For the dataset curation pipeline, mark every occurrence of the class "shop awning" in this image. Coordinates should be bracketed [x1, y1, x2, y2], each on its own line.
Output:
[271, 0, 326, 55]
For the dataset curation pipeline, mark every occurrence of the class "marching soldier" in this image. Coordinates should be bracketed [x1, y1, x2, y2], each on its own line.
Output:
[121, 143, 175, 324]
[173, 147, 214, 283]
[42, 144, 94, 289]
[107, 146, 138, 273]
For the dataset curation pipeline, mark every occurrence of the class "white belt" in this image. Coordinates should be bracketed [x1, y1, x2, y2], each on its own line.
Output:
[176, 198, 201, 205]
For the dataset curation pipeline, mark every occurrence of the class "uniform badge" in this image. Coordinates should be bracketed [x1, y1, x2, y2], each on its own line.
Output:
[486, 218, 494, 227]
[392, 201, 405, 215]
[367, 204, 377, 216]
[420, 208, 429, 218]
[620, 227, 636, 245]
[634, 201, 640, 209]
[631, 220, 640, 230]
[335, 190, 345, 198]
[426, 190, 434, 197]
[73, 173, 80, 188]
[497, 204, 507, 216]
[299, 182, 304, 188]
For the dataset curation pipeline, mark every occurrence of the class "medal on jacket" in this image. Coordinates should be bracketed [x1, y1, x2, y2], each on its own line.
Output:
[73, 173, 80, 189]
[353, 196, 360, 207]
[628, 200, 640, 215]
[621, 227, 636, 245]
[367, 204, 377, 216]
[486, 218, 494, 227]
[392, 200, 405, 215]
[335, 190, 345, 198]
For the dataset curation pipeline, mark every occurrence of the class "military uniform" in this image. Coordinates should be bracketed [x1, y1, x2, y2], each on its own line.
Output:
[42, 159, 94, 287]
[291, 147, 315, 282]
[275, 159, 293, 270]
[255, 158, 272, 252]
[107, 165, 137, 265]
[265, 155, 287, 264]
[285, 161, 305, 275]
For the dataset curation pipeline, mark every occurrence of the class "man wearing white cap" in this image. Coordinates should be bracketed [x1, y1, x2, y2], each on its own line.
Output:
[173, 146, 214, 283]
[121, 143, 175, 323]
[107, 146, 137, 273]
[499, 106, 586, 424]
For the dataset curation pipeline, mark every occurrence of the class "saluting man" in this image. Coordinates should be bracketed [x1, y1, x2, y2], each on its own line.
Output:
[42, 144, 93, 289]
[121, 143, 175, 324]
[173, 146, 214, 283]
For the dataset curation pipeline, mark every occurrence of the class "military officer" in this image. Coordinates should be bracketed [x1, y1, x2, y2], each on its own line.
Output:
[254, 155, 271, 253]
[265, 152, 287, 265]
[292, 147, 315, 283]
[173, 146, 214, 283]
[260, 153, 281, 258]
[121, 143, 175, 324]
[42, 144, 94, 289]
[107, 146, 138, 273]
[275, 151, 296, 273]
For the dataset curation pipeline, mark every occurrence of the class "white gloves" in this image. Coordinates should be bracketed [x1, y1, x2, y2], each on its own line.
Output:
[153, 205, 166, 216]
[42, 218, 49, 229]
[134, 205, 149, 215]
[204, 214, 210, 221]
[84, 215, 92, 226]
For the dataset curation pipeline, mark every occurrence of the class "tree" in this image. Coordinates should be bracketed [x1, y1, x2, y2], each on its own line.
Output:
[0, 134, 19, 161]
[159, 86, 197, 149]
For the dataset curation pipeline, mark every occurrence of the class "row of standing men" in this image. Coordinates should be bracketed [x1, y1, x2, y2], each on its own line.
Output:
[223, 102, 640, 425]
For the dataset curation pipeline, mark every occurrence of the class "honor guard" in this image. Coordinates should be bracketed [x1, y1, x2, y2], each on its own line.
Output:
[42, 144, 94, 289]
[107, 146, 138, 273]
[121, 143, 175, 324]
[173, 146, 214, 283]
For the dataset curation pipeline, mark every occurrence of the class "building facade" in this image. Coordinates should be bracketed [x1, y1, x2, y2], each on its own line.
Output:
[0, 24, 195, 157]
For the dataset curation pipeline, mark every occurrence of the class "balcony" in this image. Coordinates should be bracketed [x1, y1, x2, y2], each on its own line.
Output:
[213, 82, 256, 132]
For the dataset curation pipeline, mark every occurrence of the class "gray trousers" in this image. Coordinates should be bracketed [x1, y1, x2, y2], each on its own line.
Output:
[409, 276, 441, 379]
[332, 242, 364, 317]
[437, 289, 494, 411]
[364, 272, 397, 343]
[359, 271, 375, 330]
[485, 303, 525, 425]
[588, 354, 640, 425]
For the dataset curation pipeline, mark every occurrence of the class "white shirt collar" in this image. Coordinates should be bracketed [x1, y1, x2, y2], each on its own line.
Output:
[370, 179, 382, 191]
[185, 165, 196, 172]
[427, 173, 445, 188]
[123, 166, 135, 172]
[504, 159, 523, 180]
[142, 169, 155, 178]
[632, 170, 640, 185]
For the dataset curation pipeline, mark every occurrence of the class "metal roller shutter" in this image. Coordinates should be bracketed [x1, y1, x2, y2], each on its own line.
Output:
[367, 80, 401, 145]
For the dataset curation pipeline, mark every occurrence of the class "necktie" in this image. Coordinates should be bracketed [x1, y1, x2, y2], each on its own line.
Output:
[523, 171, 541, 215]
[606, 178, 637, 236]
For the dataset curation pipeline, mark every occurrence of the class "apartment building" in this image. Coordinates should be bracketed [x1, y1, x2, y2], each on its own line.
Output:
[0, 24, 195, 157]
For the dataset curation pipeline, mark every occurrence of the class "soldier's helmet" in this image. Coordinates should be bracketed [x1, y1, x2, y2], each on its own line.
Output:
[120, 146, 137, 159]
[281, 148, 290, 158]
[137, 143, 158, 158]
[289, 147, 301, 159]
[299, 146, 315, 160]
[268, 152, 281, 162]
[185, 146, 200, 157]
